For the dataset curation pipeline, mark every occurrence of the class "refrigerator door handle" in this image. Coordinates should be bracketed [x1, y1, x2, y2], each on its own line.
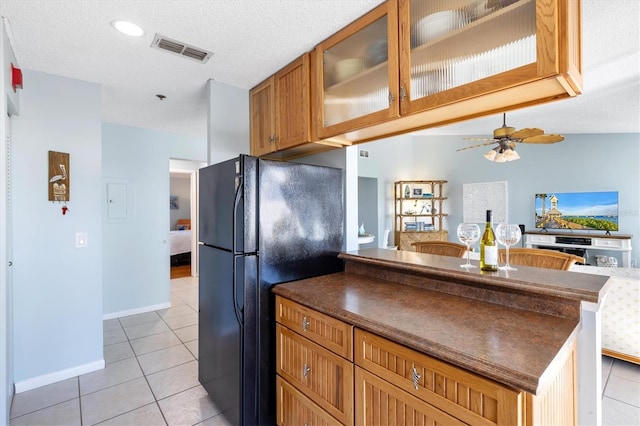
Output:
[232, 255, 244, 327]
[232, 174, 243, 256]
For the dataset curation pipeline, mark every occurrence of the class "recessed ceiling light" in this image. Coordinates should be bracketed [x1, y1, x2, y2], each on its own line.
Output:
[111, 20, 145, 37]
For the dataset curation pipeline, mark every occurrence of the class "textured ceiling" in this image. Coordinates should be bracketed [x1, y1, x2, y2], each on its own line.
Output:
[1, 0, 639, 141]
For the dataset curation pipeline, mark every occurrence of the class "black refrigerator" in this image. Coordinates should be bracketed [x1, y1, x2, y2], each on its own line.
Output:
[198, 155, 344, 426]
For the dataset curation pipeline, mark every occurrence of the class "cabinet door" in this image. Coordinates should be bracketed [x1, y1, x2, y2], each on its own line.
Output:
[399, 0, 581, 116]
[277, 324, 354, 425]
[355, 367, 466, 426]
[314, 0, 400, 139]
[277, 375, 341, 426]
[250, 76, 276, 156]
[275, 54, 312, 150]
[355, 329, 523, 426]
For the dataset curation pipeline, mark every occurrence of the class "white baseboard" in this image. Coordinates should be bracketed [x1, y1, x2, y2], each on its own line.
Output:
[15, 359, 105, 393]
[103, 302, 171, 320]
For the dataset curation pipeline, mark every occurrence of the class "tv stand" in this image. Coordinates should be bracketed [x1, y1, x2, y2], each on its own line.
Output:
[524, 231, 633, 267]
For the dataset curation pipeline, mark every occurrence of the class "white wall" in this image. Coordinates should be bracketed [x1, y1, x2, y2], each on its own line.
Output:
[170, 177, 190, 230]
[356, 132, 640, 266]
[11, 70, 104, 390]
[0, 16, 19, 423]
[207, 80, 249, 165]
[102, 123, 206, 317]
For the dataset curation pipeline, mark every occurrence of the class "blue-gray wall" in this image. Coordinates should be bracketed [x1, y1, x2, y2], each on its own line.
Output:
[11, 70, 104, 389]
[102, 123, 206, 317]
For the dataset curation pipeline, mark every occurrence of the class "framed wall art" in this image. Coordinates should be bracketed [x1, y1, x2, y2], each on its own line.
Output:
[48, 151, 70, 202]
[170, 195, 179, 210]
[463, 181, 508, 223]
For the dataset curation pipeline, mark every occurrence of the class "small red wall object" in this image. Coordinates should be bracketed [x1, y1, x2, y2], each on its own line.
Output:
[62, 206, 68, 215]
[11, 63, 23, 92]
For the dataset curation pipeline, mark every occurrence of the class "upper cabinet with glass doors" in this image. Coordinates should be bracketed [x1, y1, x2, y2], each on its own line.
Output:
[314, 0, 582, 144]
[314, 1, 399, 141]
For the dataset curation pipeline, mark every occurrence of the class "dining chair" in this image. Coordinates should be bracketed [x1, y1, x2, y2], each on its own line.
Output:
[498, 248, 584, 271]
[412, 241, 468, 257]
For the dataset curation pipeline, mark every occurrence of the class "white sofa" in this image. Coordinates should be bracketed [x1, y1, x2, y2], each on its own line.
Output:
[571, 265, 640, 363]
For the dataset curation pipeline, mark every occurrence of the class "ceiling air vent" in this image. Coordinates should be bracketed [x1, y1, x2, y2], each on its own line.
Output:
[151, 34, 213, 63]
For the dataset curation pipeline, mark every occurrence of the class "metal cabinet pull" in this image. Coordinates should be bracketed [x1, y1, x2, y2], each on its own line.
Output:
[303, 364, 311, 378]
[301, 316, 310, 331]
[400, 86, 407, 102]
[388, 91, 395, 105]
[412, 366, 421, 390]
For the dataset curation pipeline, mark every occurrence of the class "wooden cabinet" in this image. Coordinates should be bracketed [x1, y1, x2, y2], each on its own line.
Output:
[313, 0, 582, 145]
[275, 296, 354, 425]
[276, 376, 341, 426]
[313, 1, 400, 140]
[354, 329, 578, 426]
[355, 367, 466, 426]
[394, 180, 448, 250]
[250, 54, 312, 156]
[251, 0, 581, 159]
[276, 296, 578, 425]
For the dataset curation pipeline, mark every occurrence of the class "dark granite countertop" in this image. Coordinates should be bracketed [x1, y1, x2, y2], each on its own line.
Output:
[272, 249, 611, 395]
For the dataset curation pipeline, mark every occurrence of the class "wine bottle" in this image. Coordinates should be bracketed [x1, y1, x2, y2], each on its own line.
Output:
[480, 210, 498, 271]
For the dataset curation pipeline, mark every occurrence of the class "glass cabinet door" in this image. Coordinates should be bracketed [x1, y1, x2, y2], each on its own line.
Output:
[316, 1, 399, 139]
[400, 0, 537, 113]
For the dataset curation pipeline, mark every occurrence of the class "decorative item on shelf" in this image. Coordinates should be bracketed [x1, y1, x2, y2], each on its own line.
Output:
[404, 184, 411, 198]
[422, 193, 433, 198]
[595, 255, 618, 268]
[413, 188, 423, 197]
[359, 222, 366, 235]
[405, 222, 418, 231]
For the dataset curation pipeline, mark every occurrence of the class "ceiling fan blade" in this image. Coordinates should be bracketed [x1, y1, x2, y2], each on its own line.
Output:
[510, 127, 544, 140]
[521, 134, 565, 144]
[456, 141, 497, 151]
[462, 137, 497, 141]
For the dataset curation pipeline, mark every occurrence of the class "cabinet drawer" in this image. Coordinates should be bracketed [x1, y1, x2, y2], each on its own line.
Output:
[354, 329, 522, 426]
[277, 375, 341, 426]
[593, 238, 624, 248]
[526, 235, 555, 244]
[355, 366, 466, 426]
[277, 324, 354, 425]
[276, 296, 353, 360]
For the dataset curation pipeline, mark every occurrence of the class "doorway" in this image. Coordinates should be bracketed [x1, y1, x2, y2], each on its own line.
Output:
[169, 159, 205, 278]
[358, 176, 378, 249]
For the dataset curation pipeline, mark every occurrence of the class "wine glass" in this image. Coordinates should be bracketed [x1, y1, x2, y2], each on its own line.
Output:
[495, 224, 522, 271]
[456, 223, 481, 268]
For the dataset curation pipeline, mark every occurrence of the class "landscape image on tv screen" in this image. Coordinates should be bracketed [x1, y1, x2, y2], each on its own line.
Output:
[535, 191, 619, 231]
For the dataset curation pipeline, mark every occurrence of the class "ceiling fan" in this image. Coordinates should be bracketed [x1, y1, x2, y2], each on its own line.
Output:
[458, 113, 565, 162]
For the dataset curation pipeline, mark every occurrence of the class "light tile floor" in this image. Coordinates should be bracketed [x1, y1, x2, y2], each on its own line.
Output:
[8, 276, 640, 425]
[10, 276, 231, 426]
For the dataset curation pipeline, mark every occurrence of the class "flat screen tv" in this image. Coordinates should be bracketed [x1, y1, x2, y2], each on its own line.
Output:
[535, 191, 619, 231]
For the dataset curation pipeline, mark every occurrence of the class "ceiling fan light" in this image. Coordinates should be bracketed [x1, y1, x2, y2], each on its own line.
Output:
[503, 149, 520, 161]
[494, 152, 507, 163]
[484, 149, 497, 161]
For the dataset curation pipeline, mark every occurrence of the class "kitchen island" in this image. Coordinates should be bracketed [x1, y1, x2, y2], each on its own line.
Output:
[273, 248, 610, 425]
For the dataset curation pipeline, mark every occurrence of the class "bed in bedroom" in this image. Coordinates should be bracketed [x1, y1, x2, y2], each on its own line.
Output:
[170, 219, 192, 267]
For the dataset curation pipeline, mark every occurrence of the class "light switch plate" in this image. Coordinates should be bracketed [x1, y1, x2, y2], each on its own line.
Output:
[76, 232, 88, 248]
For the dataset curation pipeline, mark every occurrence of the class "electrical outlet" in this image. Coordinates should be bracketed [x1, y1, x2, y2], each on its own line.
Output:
[76, 232, 88, 248]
